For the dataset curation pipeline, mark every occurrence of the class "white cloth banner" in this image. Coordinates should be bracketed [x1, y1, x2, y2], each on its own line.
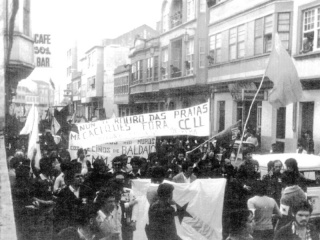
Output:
[132, 178, 226, 240]
[19, 104, 41, 168]
[69, 132, 156, 166]
[75, 101, 210, 148]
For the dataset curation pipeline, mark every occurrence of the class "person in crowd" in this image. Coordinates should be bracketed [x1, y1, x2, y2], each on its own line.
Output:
[246, 131, 259, 151]
[54, 159, 71, 193]
[72, 148, 91, 176]
[296, 143, 307, 154]
[109, 157, 129, 187]
[110, 156, 127, 176]
[247, 181, 282, 240]
[221, 158, 236, 179]
[80, 158, 111, 203]
[301, 131, 314, 154]
[120, 154, 131, 173]
[172, 161, 197, 183]
[110, 176, 138, 240]
[197, 159, 215, 178]
[95, 188, 121, 240]
[284, 158, 311, 191]
[54, 162, 84, 234]
[262, 160, 283, 205]
[225, 209, 255, 240]
[146, 166, 166, 205]
[127, 156, 142, 180]
[76, 204, 104, 240]
[56, 227, 81, 240]
[10, 150, 33, 240]
[148, 183, 181, 240]
[29, 150, 56, 240]
[276, 168, 307, 231]
[274, 200, 319, 240]
[169, 152, 186, 176]
[41, 129, 58, 152]
[236, 148, 260, 196]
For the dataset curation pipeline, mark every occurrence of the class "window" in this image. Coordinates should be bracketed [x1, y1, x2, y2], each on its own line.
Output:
[278, 13, 291, 50]
[23, 0, 30, 36]
[171, 39, 182, 78]
[162, 3, 169, 33]
[301, 7, 320, 53]
[131, 63, 137, 83]
[257, 102, 262, 133]
[87, 77, 95, 91]
[187, 0, 195, 21]
[147, 58, 153, 82]
[186, 39, 194, 75]
[161, 48, 169, 79]
[115, 76, 129, 95]
[154, 56, 159, 81]
[199, 39, 206, 68]
[218, 101, 225, 132]
[229, 28, 237, 60]
[138, 60, 143, 81]
[67, 66, 71, 77]
[238, 25, 245, 58]
[254, 15, 273, 55]
[209, 33, 222, 64]
[264, 15, 273, 52]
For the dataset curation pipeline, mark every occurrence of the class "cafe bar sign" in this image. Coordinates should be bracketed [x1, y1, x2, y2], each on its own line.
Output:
[34, 34, 51, 68]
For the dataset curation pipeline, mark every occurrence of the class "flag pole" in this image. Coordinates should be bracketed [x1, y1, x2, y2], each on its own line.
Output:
[235, 74, 266, 163]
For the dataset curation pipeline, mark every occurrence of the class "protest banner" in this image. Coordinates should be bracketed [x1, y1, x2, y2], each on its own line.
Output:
[131, 178, 226, 240]
[69, 131, 156, 166]
[75, 101, 210, 148]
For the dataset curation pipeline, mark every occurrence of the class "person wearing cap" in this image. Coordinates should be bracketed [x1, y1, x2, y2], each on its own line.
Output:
[148, 183, 181, 240]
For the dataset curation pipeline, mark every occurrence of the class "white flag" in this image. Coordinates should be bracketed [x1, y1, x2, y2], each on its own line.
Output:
[51, 117, 61, 135]
[19, 104, 41, 168]
[132, 179, 226, 240]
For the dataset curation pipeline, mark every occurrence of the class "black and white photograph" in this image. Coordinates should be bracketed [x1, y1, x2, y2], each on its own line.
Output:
[1, 0, 320, 239]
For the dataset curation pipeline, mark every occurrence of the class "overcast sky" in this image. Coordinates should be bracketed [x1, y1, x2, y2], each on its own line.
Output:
[29, 0, 163, 87]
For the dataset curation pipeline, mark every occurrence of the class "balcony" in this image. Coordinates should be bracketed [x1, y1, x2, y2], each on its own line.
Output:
[170, 11, 182, 28]
[6, 33, 34, 89]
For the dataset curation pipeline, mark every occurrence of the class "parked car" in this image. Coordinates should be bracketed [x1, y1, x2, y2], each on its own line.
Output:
[253, 153, 320, 223]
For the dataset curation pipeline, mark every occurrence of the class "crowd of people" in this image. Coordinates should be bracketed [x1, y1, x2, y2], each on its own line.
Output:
[7, 128, 320, 240]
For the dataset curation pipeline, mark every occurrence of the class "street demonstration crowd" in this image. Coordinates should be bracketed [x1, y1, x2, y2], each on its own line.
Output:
[8, 129, 320, 240]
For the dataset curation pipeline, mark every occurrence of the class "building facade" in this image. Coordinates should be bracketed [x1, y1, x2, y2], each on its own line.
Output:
[208, 0, 320, 153]
[114, 64, 131, 117]
[121, 0, 210, 117]
[291, 0, 320, 153]
[66, 25, 158, 120]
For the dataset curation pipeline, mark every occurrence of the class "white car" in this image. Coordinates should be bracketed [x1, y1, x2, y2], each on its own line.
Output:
[253, 153, 320, 220]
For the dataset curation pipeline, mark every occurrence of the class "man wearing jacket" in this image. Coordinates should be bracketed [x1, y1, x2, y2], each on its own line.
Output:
[274, 200, 319, 240]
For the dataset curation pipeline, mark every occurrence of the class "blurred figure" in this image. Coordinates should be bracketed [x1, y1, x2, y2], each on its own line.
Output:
[226, 209, 255, 240]
[148, 183, 181, 240]
[296, 143, 307, 154]
[301, 131, 314, 154]
[72, 148, 91, 176]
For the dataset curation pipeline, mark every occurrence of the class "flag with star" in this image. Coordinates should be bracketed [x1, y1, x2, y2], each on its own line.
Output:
[131, 178, 226, 240]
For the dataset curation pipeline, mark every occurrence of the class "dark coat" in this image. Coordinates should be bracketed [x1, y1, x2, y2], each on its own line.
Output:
[148, 200, 181, 240]
[274, 222, 319, 240]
